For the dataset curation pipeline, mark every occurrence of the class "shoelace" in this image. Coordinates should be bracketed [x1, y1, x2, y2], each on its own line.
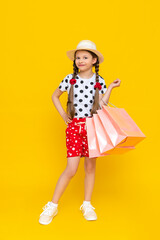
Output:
[80, 203, 95, 216]
[40, 202, 57, 216]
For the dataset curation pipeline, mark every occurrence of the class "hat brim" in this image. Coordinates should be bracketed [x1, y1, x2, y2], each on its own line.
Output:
[66, 48, 104, 64]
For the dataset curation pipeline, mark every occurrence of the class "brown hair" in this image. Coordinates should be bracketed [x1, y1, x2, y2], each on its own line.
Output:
[66, 50, 101, 119]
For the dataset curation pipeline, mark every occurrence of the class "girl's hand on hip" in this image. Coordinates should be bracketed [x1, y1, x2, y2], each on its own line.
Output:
[109, 78, 121, 89]
[62, 112, 73, 125]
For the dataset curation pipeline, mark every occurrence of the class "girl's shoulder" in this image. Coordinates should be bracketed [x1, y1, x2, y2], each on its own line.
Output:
[98, 74, 105, 80]
[98, 75, 106, 85]
[63, 73, 73, 79]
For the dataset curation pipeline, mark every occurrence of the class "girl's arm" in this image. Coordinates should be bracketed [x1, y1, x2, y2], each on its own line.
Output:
[52, 88, 72, 124]
[99, 85, 113, 107]
[99, 78, 121, 107]
[52, 88, 66, 117]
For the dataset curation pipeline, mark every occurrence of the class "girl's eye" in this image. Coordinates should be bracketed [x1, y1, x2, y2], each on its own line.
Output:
[76, 57, 88, 59]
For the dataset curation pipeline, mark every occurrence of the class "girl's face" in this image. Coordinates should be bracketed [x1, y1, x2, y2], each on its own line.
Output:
[75, 50, 97, 72]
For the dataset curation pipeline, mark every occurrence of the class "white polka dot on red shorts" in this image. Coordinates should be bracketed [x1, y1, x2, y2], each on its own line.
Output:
[65, 117, 89, 158]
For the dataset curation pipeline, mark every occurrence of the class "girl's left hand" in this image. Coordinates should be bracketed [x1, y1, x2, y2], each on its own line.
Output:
[109, 78, 121, 89]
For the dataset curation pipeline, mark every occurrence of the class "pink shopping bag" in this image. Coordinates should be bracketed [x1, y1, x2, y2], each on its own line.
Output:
[93, 113, 135, 155]
[101, 104, 146, 147]
[86, 117, 109, 158]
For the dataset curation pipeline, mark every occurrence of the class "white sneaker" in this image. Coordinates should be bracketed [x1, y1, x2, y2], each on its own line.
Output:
[39, 201, 58, 225]
[80, 202, 97, 221]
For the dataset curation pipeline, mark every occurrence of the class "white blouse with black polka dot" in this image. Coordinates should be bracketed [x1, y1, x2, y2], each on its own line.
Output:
[58, 73, 107, 118]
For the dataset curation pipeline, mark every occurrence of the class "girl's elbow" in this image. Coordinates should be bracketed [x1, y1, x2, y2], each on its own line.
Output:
[51, 93, 56, 102]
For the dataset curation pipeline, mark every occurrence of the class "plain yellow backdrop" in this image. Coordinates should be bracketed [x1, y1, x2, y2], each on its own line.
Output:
[1, 0, 160, 239]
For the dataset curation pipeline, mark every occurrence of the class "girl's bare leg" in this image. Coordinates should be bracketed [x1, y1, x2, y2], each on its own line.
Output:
[84, 157, 97, 201]
[51, 156, 81, 203]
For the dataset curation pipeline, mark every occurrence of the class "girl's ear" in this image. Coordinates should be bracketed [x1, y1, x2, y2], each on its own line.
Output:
[92, 57, 97, 65]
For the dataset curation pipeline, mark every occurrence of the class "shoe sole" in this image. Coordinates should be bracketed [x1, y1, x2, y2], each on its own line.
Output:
[39, 210, 58, 225]
[84, 216, 97, 221]
[80, 209, 97, 221]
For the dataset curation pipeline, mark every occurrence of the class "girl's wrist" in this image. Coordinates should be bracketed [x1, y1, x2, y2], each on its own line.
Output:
[108, 84, 113, 90]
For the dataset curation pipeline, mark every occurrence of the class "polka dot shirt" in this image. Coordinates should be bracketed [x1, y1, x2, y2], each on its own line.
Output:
[58, 73, 107, 118]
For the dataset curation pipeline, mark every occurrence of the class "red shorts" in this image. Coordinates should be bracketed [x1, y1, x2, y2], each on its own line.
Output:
[65, 117, 90, 158]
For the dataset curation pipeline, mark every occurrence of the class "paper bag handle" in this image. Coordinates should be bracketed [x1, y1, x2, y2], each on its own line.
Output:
[99, 101, 118, 109]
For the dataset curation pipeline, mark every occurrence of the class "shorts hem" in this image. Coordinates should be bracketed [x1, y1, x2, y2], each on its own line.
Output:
[67, 154, 89, 158]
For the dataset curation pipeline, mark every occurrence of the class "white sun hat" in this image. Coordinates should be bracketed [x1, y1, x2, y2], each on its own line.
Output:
[66, 40, 104, 64]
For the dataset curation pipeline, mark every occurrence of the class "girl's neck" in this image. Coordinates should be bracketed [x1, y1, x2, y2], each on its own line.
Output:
[78, 70, 95, 79]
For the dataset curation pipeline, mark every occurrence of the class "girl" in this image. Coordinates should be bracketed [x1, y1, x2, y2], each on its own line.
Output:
[39, 40, 121, 225]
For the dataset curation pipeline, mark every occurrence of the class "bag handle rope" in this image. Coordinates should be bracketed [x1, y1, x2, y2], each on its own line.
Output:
[99, 100, 118, 109]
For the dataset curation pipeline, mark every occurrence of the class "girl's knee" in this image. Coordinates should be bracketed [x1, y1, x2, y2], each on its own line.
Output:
[84, 158, 96, 174]
[65, 166, 78, 178]
[65, 156, 80, 178]
[85, 164, 96, 174]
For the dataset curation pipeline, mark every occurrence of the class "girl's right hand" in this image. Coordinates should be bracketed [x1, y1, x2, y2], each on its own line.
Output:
[62, 112, 73, 125]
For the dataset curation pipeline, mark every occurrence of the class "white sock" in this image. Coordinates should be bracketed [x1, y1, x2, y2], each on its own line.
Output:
[50, 201, 58, 207]
[83, 200, 90, 205]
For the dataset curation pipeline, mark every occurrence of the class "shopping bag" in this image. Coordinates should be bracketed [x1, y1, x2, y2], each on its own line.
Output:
[86, 101, 146, 156]
[86, 117, 110, 158]
[92, 113, 135, 155]
[101, 103, 146, 147]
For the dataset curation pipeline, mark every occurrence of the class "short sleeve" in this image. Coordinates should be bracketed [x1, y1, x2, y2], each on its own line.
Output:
[99, 75, 107, 94]
[58, 74, 71, 92]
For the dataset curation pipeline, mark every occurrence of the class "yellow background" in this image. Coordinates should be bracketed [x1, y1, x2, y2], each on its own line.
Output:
[1, 0, 160, 239]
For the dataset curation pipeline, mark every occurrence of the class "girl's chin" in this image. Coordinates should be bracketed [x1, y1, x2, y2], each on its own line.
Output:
[78, 67, 88, 70]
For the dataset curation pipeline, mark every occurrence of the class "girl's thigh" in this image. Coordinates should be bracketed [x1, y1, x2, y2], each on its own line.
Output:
[66, 156, 81, 175]
[84, 157, 97, 171]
